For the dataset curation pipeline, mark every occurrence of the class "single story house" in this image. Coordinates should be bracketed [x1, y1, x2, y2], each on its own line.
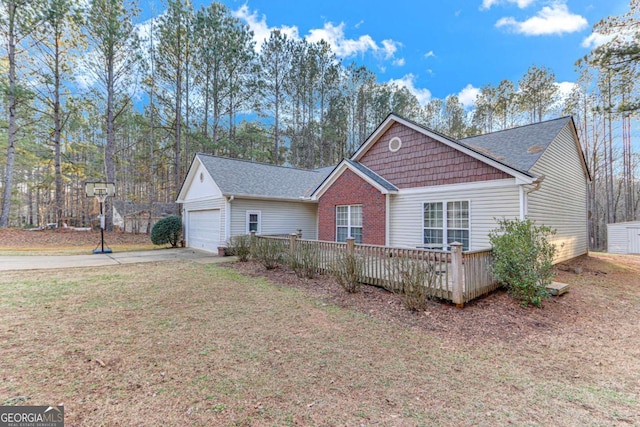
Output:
[607, 221, 640, 254]
[177, 113, 590, 263]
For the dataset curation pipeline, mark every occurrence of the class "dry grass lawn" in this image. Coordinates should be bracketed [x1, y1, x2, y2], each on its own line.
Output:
[0, 254, 639, 426]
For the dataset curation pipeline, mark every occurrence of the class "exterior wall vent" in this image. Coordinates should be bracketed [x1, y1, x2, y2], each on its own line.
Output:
[389, 137, 402, 152]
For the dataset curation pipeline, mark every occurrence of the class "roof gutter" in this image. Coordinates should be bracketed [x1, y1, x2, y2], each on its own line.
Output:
[223, 193, 318, 203]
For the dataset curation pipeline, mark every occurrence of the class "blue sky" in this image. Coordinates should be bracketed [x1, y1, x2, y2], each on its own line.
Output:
[139, 0, 627, 108]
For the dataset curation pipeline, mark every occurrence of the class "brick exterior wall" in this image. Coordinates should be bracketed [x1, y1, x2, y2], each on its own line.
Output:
[318, 169, 386, 245]
[358, 122, 512, 188]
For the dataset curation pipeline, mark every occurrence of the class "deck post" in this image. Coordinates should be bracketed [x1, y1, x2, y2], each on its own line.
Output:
[250, 230, 256, 252]
[450, 242, 464, 308]
[346, 237, 355, 255]
[289, 233, 298, 258]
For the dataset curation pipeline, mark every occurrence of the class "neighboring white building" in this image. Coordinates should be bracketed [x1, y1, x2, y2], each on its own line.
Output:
[607, 221, 640, 254]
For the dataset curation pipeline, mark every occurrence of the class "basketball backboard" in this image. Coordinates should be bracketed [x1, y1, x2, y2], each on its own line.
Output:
[85, 182, 116, 199]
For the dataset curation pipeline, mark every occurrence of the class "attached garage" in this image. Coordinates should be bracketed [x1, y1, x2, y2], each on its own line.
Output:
[187, 209, 220, 252]
[607, 221, 640, 255]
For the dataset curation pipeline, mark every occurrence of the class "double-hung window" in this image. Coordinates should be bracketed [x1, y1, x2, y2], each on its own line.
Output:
[246, 211, 261, 234]
[336, 205, 362, 243]
[423, 201, 469, 250]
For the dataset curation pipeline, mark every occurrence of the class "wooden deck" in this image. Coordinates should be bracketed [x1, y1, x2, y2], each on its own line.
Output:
[257, 234, 501, 305]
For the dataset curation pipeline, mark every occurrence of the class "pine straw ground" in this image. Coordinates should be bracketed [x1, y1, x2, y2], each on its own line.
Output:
[0, 230, 638, 426]
[0, 228, 154, 254]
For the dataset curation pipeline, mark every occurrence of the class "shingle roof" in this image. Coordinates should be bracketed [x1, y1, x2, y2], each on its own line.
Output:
[345, 159, 398, 191]
[197, 154, 333, 200]
[459, 116, 571, 173]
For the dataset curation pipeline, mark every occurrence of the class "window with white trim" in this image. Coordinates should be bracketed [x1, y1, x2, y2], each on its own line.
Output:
[246, 210, 261, 234]
[423, 201, 469, 250]
[336, 205, 362, 243]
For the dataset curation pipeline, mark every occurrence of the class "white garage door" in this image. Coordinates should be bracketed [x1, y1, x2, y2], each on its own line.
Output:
[187, 209, 220, 253]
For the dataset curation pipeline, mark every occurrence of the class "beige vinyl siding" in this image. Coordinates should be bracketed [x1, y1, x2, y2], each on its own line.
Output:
[527, 124, 589, 263]
[182, 198, 227, 247]
[230, 198, 318, 239]
[389, 180, 520, 250]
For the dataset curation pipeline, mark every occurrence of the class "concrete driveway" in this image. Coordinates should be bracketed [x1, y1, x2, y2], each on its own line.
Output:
[0, 248, 231, 271]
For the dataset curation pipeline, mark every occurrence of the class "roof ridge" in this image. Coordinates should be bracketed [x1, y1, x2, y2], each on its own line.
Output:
[460, 116, 571, 140]
[196, 152, 325, 173]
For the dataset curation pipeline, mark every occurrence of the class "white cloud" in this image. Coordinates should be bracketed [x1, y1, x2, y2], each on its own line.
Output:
[381, 39, 399, 59]
[555, 81, 576, 99]
[495, 3, 588, 35]
[387, 74, 432, 105]
[551, 81, 576, 112]
[232, 5, 300, 51]
[458, 84, 481, 108]
[307, 22, 378, 57]
[393, 57, 406, 66]
[481, 0, 536, 10]
[581, 32, 615, 49]
[424, 50, 436, 58]
[233, 5, 402, 61]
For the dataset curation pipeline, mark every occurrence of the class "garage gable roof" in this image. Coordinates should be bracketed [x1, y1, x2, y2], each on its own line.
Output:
[194, 154, 332, 200]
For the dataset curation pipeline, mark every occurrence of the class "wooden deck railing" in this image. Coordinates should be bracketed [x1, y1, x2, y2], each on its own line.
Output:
[251, 232, 499, 307]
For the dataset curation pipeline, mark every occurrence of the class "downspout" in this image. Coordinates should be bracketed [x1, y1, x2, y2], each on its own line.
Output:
[385, 193, 391, 246]
[225, 195, 234, 242]
[520, 176, 545, 220]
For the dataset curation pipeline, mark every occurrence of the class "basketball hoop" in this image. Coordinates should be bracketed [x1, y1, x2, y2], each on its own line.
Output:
[85, 182, 115, 202]
[85, 181, 116, 254]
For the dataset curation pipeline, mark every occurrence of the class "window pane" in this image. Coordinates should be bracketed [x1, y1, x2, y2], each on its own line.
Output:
[447, 201, 469, 228]
[336, 206, 348, 227]
[448, 229, 469, 251]
[423, 228, 443, 246]
[424, 202, 443, 228]
[350, 205, 362, 227]
[337, 227, 348, 242]
[351, 227, 363, 244]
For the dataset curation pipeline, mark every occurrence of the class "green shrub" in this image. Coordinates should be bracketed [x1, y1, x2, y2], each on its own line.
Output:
[288, 243, 320, 279]
[226, 235, 252, 261]
[392, 257, 437, 311]
[251, 238, 286, 270]
[331, 251, 363, 293]
[151, 216, 182, 247]
[488, 218, 558, 307]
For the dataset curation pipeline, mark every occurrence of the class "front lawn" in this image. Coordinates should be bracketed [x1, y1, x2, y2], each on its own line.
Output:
[0, 255, 638, 426]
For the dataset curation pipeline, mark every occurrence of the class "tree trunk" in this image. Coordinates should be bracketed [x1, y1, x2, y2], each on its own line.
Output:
[105, 45, 116, 231]
[54, 34, 63, 226]
[0, 1, 18, 228]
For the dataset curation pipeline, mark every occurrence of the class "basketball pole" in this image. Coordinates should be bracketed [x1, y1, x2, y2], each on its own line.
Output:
[100, 197, 105, 253]
[85, 182, 114, 254]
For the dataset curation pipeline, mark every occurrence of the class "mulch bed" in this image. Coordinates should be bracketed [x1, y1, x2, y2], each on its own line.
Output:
[227, 260, 583, 343]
